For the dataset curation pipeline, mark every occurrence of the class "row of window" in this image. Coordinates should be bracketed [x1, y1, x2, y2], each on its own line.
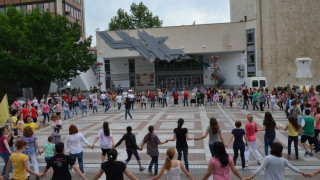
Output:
[0, 2, 55, 13]
[65, 4, 81, 20]
[72, 0, 81, 5]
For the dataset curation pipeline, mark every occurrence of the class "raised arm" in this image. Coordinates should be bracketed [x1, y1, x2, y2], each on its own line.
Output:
[180, 161, 194, 180]
[91, 137, 99, 149]
[149, 164, 166, 180]
[259, 125, 266, 132]
[115, 134, 127, 148]
[219, 131, 226, 145]
[194, 129, 209, 140]
[230, 160, 244, 180]
[226, 134, 234, 147]
[124, 167, 139, 180]
[186, 133, 193, 141]
[72, 164, 88, 180]
[92, 168, 104, 180]
[201, 160, 213, 180]
[167, 133, 177, 141]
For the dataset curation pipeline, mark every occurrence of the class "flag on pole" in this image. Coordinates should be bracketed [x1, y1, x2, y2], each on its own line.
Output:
[0, 94, 9, 125]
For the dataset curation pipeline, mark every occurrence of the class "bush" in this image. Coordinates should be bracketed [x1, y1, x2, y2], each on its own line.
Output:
[316, 85, 320, 93]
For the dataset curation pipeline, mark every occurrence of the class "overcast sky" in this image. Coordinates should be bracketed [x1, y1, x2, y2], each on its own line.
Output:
[85, 0, 230, 46]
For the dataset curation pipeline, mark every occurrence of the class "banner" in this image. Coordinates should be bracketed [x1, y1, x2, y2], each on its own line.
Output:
[0, 94, 9, 125]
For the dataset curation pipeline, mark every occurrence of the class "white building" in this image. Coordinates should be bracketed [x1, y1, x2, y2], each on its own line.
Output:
[95, 0, 320, 91]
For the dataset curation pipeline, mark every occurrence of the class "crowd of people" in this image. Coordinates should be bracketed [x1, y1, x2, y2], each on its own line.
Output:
[1, 84, 320, 179]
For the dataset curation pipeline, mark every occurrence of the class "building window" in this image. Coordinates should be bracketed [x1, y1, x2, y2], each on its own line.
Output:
[104, 60, 110, 74]
[37, 3, 44, 13]
[129, 59, 135, 87]
[246, 29, 256, 77]
[49, 2, 55, 13]
[44, 3, 49, 11]
[27, 4, 32, 12]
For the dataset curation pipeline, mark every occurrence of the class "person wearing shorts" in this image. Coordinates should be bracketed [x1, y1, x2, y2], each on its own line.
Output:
[300, 109, 315, 157]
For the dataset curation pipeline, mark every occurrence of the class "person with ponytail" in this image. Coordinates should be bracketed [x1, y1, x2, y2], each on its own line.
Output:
[93, 149, 138, 180]
[282, 115, 300, 159]
[91, 121, 114, 163]
[194, 117, 225, 157]
[150, 148, 194, 180]
[244, 114, 261, 167]
[202, 142, 244, 180]
[167, 118, 193, 171]
[259, 112, 281, 156]
[140, 125, 168, 176]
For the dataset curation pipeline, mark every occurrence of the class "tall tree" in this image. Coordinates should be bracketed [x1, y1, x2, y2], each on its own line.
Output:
[108, 2, 163, 30]
[0, 7, 95, 97]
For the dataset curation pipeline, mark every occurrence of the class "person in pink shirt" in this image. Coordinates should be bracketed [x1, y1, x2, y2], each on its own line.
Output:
[13, 98, 20, 110]
[54, 101, 62, 115]
[201, 142, 244, 180]
[314, 107, 320, 152]
[310, 92, 318, 113]
[244, 114, 261, 167]
[42, 101, 50, 124]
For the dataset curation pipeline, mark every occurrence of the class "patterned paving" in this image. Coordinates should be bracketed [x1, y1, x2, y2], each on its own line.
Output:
[2, 99, 320, 179]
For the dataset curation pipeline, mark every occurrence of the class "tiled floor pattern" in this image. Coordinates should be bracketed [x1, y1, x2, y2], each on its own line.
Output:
[2, 101, 320, 179]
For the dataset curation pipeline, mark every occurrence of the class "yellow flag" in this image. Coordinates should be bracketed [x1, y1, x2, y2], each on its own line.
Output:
[0, 94, 9, 125]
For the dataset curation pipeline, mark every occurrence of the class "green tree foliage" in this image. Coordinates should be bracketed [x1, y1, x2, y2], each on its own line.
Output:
[0, 7, 95, 83]
[108, 2, 163, 30]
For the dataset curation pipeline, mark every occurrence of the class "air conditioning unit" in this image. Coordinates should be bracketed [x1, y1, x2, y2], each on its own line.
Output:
[238, 64, 245, 71]
[238, 71, 244, 77]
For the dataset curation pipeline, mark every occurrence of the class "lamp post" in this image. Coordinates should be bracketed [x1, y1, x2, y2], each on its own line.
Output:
[95, 62, 104, 91]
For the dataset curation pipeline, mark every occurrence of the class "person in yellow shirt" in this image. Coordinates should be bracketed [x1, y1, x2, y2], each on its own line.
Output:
[11, 110, 18, 136]
[22, 116, 40, 134]
[4, 140, 42, 180]
[302, 86, 307, 93]
[282, 115, 300, 160]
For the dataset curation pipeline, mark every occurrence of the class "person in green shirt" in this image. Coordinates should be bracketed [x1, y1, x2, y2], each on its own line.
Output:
[299, 109, 315, 157]
[252, 89, 259, 111]
[39, 136, 55, 178]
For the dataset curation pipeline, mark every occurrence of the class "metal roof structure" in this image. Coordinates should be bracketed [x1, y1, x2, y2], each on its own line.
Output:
[97, 30, 189, 63]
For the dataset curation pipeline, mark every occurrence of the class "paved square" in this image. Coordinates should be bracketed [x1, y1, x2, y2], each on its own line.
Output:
[2, 100, 320, 180]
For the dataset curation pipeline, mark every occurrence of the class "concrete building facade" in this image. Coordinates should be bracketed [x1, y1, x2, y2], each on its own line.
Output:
[230, 0, 320, 88]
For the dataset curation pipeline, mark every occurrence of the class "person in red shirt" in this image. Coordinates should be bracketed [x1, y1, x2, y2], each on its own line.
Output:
[183, 90, 189, 107]
[30, 104, 37, 123]
[21, 104, 29, 120]
[77, 93, 82, 106]
[63, 94, 68, 102]
[173, 92, 179, 107]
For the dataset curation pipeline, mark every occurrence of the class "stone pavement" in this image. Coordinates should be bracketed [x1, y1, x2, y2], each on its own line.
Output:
[2, 99, 320, 180]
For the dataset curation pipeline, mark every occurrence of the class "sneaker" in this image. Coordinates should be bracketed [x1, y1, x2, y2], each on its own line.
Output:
[309, 153, 313, 157]
[242, 167, 246, 171]
[245, 162, 249, 167]
[139, 167, 145, 172]
[305, 151, 310, 156]
[257, 161, 261, 165]
[148, 170, 153, 175]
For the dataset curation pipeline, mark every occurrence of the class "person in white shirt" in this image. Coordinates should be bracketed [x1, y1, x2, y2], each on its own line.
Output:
[116, 94, 122, 112]
[64, 125, 91, 175]
[91, 122, 114, 163]
[128, 92, 135, 110]
[32, 97, 39, 111]
[122, 90, 128, 100]
[100, 92, 106, 107]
